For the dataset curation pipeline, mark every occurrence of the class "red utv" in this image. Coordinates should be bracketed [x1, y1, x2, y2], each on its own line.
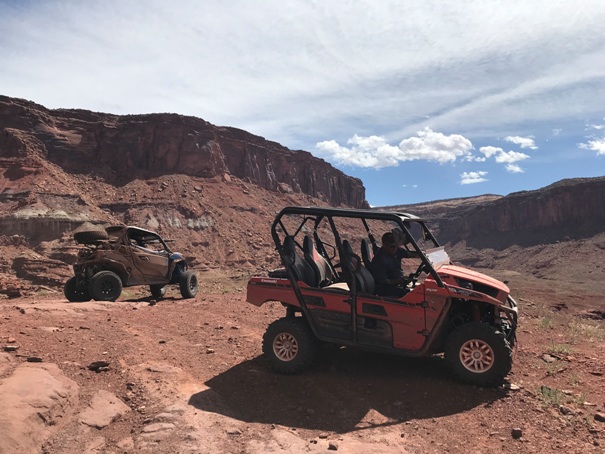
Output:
[246, 207, 518, 386]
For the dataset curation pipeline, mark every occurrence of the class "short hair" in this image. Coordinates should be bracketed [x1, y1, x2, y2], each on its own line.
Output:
[381, 232, 396, 245]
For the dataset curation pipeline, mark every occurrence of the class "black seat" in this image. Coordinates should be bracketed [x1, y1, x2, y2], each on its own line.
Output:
[282, 236, 315, 286]
[303, 235, 333, 287]
[360, 238, 375, 269]
[342, 240, 375, 294]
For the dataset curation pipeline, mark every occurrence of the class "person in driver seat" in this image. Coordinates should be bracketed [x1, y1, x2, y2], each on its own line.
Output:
[370, 231, 418, 298]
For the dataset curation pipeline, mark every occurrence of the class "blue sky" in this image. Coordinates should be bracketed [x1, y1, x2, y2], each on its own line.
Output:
[1, 1, 604, 206]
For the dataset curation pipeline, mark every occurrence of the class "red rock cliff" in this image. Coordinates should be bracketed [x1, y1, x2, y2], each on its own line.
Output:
[392, 177, 605, 248]
[0, 95, 367, 208]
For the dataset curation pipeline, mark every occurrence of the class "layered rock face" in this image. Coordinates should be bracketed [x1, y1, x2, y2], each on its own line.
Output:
[393, 177, 605, 248]
[0, 95, 367, 208]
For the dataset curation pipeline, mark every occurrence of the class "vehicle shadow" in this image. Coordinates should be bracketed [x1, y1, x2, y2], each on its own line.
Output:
[121, 296, 182, 303]
[188, 346, 511, 433]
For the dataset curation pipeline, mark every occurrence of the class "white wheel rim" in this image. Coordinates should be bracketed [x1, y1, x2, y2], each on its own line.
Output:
[273, 333, 298, 362]
[459, 339, 494, 373]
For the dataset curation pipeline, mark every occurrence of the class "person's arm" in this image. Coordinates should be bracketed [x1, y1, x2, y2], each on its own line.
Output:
[396, 247, 420, 259]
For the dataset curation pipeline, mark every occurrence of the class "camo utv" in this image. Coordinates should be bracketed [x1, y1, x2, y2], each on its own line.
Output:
[64, 225, 198, 302]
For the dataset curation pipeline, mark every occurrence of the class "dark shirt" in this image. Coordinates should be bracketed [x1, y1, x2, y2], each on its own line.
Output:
[370, 247, 411, 297]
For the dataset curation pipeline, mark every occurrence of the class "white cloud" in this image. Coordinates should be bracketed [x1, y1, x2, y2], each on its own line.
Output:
[460, 171, 488, 185]
[478, 146, 530, 172]
[315, 127, 474, 169]
[505, 135, 538, 149]
[315, 136, 401, 168]
[505, 163, 525, 173]
[579, 138, 605, 155]
[478, 146, 501, 158]
[494, 150, 531, 164]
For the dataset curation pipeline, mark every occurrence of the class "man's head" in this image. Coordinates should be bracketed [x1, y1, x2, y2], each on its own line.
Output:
[381, 232, 398, 256]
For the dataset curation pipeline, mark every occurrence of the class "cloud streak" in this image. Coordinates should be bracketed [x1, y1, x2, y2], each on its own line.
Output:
[0, 0, 604, 148]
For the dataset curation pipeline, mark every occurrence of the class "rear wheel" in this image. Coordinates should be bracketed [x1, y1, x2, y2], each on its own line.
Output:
[444, 322, 512, 387]
[64, 277, 91, 302]
[262, 317, 318, 374]
[179, 270, 198, 298]
[150, 285, 166, 299]
[89, 270, 122, 302]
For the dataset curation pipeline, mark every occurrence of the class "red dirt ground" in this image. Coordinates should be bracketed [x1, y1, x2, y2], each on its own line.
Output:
[1, 266, 604, 454]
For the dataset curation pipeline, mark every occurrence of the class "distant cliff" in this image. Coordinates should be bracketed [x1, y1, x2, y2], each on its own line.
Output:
[0, 95, 367, 208]
[390, 177, 605, 248]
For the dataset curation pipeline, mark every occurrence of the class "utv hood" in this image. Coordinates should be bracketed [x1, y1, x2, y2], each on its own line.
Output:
[437, 265, 510, 294]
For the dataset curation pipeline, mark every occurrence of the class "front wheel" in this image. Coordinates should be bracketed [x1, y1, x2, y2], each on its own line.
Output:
[89, 270, 122, 302]
[444, 322, 512, 387]
[64, 277, 91, 302]
[179, 270, 198, 298]
[262, 317, 318, 374]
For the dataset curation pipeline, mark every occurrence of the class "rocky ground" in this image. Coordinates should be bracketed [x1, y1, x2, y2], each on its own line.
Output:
[1, 267, 605, 454]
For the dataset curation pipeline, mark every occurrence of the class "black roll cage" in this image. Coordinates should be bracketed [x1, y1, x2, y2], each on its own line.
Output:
[270, 206, 445, 318]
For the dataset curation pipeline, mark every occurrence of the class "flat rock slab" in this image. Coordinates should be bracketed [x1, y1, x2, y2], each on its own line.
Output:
[0, 362, 79, 454]
[79, 390, 131, 429]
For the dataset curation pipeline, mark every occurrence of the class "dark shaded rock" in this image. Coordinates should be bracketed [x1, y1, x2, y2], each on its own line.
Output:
[88, 361, 110, 372]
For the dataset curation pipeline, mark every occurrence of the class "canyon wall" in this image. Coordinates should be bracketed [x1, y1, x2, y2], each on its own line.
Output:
[0, 95, 367, 209]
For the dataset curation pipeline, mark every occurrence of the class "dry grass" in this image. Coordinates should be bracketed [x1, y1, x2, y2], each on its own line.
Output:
[568, 320, 605, 343]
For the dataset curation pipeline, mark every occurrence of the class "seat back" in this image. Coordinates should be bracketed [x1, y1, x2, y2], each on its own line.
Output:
[282, 236, 315, 286]
[342, 240, 375, 294]
[360, 238, 375, 269]
[303, 235, 333, 287]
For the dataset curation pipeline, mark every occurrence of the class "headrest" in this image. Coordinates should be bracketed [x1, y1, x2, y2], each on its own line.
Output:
[303, 235, 313, 252]
[282, 236, 296, 265]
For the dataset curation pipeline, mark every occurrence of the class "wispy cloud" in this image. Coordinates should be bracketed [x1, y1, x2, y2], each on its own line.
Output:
[505, 164, 525, 173]
[579, 138, 605, 155]
[579, 120, 605, 155]
[460, 171, 488, 185]
[505, 136, 538, 149]
[0, 0, 604, 151]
